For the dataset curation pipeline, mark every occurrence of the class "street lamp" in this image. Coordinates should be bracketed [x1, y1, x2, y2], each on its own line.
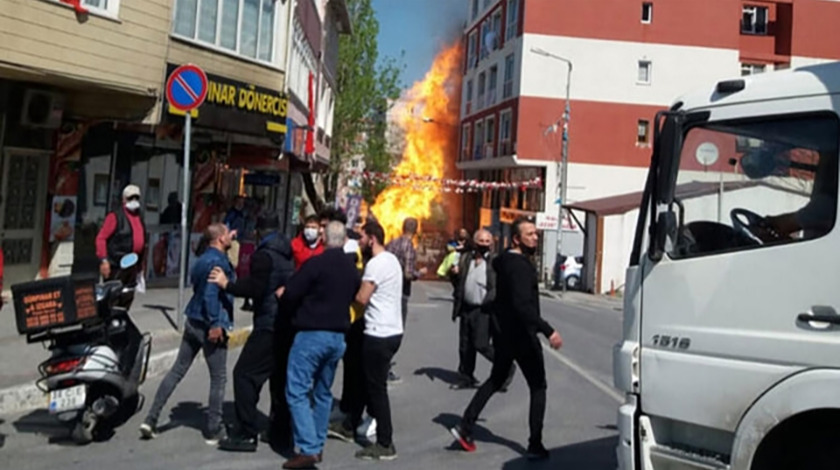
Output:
[531, 47, 573, 293]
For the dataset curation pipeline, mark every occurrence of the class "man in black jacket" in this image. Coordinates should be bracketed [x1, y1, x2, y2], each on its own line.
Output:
[207, 214, 294, 452]
[449, 217, 563, 461]
[278, 221, 361, 469]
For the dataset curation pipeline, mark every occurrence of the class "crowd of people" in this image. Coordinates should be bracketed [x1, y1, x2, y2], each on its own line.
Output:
[129, 200, 563, 466]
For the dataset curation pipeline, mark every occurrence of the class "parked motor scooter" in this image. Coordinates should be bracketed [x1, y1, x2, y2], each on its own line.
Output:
[14, 253, 152, 444]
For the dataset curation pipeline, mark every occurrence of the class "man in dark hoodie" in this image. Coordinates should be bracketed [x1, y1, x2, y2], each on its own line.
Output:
[207, 213, 295, 452]
[449, 217, 563, 461]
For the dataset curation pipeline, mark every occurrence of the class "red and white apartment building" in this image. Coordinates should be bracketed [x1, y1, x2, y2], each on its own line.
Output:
[458, 0, 840, 290]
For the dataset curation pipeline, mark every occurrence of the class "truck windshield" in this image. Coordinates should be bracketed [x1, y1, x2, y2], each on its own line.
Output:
[663, 113, 839, 259]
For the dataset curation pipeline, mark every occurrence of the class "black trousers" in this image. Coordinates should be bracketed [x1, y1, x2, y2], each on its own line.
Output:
[233, 329, 276, 436]
[362, 334, 402, 447]
[461, 331, 547, 445]
[267, 327, 294, 443]
[339, 320, 365, 418]
[458, 305, 495, 379]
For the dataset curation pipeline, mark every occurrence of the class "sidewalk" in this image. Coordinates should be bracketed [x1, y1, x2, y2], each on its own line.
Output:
[540, 287, 624, 312]
[0, 289, 253, 416]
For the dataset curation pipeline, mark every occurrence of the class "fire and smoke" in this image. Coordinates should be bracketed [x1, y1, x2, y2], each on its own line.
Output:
[370, 41, 464, 242]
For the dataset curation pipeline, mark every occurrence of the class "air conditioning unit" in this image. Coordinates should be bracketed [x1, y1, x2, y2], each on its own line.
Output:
[21, 89, 64, 129]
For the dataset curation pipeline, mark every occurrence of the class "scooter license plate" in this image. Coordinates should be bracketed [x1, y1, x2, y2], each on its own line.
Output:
[49, 385, 86, 414]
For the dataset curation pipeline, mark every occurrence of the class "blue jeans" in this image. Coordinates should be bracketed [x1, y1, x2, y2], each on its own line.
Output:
[286, 331, 346, 456]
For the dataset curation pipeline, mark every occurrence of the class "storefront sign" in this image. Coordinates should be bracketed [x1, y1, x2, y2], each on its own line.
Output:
[479, 208, 493, 229]
[163, 63, 288, 139]
[500, 208, 535, 224]
[536, 212, 559, 231]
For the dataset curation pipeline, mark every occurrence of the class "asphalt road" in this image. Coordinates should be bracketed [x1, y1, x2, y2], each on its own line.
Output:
[0, 282, 623, 470]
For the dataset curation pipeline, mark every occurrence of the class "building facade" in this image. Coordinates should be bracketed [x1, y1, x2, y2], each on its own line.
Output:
[0, 0, 172, 286]
[457, 0, 840, 289]
[0, 0, 349, 289]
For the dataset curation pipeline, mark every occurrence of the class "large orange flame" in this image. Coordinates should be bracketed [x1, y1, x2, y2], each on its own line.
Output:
[371, 41, 464, 242]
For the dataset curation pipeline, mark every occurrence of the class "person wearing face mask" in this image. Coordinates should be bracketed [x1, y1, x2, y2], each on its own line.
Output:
[291, 215, 324, 270]
[449, 217, 563, 461]
[95, 184, 148, 280]
[450, 229, 514, 391]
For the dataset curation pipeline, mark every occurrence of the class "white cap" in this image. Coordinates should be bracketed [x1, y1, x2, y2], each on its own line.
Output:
[123, 184, 141, 199]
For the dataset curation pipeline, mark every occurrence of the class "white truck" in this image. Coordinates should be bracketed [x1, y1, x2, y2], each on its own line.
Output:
[613, 61, 840, 470]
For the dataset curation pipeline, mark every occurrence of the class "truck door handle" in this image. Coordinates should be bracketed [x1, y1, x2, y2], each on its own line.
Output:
[797, 314, 840, 324]
[797, 306, 840, 327]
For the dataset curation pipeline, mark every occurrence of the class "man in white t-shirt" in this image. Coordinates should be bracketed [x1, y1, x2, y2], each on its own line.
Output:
[352, 221, 403, 461]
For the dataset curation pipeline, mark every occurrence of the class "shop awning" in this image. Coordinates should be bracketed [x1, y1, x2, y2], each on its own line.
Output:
[565, 180, 806, 217]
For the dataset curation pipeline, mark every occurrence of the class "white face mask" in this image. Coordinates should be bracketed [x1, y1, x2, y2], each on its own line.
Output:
[125, 200, 141, 212]
[303, 227, 319, 243]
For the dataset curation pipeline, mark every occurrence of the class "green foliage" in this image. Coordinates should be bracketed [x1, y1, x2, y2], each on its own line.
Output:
[326, 0, 404, 205]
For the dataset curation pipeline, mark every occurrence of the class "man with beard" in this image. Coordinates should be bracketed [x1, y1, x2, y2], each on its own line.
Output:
[140, 223, 236, 445]
[449, 217, 563, 461]
[95, 184, 147, 280]
[206, 214, 295, 452]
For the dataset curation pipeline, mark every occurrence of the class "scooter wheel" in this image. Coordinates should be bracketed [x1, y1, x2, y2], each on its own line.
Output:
[71, 409, 97, 445]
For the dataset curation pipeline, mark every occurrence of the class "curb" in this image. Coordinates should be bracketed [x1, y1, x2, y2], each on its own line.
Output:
[0, 326, 253, 417]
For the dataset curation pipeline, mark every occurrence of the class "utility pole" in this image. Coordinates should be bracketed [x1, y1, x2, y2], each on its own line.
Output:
[531, 47, 573, 293]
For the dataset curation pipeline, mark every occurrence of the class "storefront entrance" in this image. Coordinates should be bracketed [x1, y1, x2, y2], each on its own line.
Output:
[0, 150, 50, 285]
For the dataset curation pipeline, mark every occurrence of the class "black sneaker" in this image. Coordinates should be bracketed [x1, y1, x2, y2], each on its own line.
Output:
[449, 425, 476, 452]
[218, 431, 258, 452]
[526, 442, 550, 460]
[327, 421, 355, 443]
[355, 442, 397, 460]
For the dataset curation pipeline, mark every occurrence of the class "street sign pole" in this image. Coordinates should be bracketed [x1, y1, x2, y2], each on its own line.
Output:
[177, 112, 191, 330]
[165, 63, 208, 331]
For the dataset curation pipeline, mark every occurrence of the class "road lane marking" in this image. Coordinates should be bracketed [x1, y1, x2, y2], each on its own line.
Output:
[541, 341, 623, 403]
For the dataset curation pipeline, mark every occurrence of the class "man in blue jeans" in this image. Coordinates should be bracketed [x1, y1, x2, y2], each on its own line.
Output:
[139, 223, 235, 444]
[278, 221, 361, 469]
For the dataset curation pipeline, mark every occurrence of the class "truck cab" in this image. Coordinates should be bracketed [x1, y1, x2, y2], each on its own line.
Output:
[614, 62, 840, 470]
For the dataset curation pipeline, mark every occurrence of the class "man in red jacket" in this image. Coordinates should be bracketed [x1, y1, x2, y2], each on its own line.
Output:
[95, 185, 147, 280]
[290, 215, 323, 270]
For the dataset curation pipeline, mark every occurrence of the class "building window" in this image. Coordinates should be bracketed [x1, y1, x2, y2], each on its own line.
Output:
[466, 80, 474, 113]
[472, 0, 479, 20]
[488, 66, 498, 106]
[485, 115, 496, 158]
[742, 5, 768, 35]
[503, 54, 515, 98]
[54, 0, 120, 16]
[461, 124, 471, 160]
[641, 2, 653, 23]
[506, 0, 519, 41]
[637, 120, 650, 144]
[174, 0, 277, 62]
[480, 20, 492, 59]
[477, 72, 486, 110]
[638, 60, 652, 84]
[468, 32, 478, 69]
[741, 63, 767, 76]
[474, 120, 485, 159]
[499, 109, 512, 155]
[492, 10, 503, 48]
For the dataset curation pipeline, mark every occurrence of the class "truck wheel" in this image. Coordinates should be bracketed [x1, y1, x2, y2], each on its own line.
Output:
[752, 411, 840, 470]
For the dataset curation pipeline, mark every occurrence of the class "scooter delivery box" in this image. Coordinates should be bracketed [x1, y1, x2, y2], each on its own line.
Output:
[11, 275, 98, 336]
